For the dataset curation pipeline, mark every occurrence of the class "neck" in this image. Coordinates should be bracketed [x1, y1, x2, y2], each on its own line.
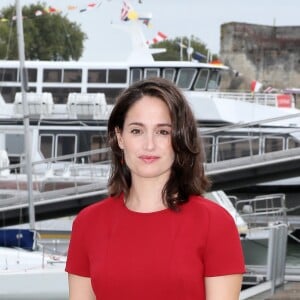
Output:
[125, 177, 167, 212]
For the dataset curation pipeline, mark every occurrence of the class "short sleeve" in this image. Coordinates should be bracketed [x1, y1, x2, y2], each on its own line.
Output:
[65, 212, 91, 277]
[203, 204, 245, 276]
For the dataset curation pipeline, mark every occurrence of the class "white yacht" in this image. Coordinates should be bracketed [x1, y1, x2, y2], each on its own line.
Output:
[0, 1, 298, 298]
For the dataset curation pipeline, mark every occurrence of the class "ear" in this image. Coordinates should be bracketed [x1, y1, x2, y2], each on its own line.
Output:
[115, 127, 124, 149]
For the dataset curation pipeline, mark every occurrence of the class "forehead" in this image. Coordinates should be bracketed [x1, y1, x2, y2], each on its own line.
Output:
[125, 96, 171, 123]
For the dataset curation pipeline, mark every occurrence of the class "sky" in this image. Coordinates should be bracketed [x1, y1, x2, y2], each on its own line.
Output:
[1, 0, 299, 61]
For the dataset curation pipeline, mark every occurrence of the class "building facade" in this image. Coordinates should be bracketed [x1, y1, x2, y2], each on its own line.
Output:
[220, 22, 300, 92]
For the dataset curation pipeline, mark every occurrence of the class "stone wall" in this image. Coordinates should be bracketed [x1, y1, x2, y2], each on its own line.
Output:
[220, 22, 300, 92]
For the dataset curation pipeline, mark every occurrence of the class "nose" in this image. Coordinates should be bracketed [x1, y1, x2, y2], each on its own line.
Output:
[143, 132, 155, 151]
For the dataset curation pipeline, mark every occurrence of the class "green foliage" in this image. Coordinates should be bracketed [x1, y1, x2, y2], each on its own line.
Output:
[0, 2, 87, 60]
[151, 36, 218, 62]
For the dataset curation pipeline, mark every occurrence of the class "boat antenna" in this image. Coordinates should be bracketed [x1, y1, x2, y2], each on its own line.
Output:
[15, 0, 36, 233]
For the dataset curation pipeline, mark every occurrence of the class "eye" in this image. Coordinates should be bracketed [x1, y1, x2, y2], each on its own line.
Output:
[157, 129, 171, 135]
[130, 128, 142, 135]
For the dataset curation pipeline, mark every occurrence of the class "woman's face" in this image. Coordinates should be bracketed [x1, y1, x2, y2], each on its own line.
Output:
[116, 95, 175, 182]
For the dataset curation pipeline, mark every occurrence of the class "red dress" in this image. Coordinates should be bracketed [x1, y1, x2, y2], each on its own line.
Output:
[66, 195, 245, 299]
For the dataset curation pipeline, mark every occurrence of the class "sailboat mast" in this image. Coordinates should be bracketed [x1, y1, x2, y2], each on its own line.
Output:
[15, 0, 35, 230]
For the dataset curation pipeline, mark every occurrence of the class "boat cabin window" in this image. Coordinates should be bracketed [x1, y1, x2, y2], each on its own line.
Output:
[207, 70, 221, 90]
[162, 68, 176, 82]
[43, 69, 62, 82]
[88, 69, 107, 83]
[287, 137, 300, 149]
[6, 134, 24, 155]
[144, 68, 160, 79]
[176, 68, 197, 89]
[264, 136, 284, 153]
[202, 136, 215, 163]
[108, 69, 127, 83]
[0, 68, 18, 82]
[40, 134, 54, 159]
[5, 133, 24, 167]
[194, 69, 209, 90]
[90, 134, 109, 162]
[216, 136, 260, 161]
[130, 69, 142, 83]
[63, 69, 82, 83]
[27, 68, 37, 82]
[56, 134, 77, 161]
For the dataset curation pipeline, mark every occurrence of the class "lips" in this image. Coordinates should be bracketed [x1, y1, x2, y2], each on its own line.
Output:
[139, 155, 159, 163]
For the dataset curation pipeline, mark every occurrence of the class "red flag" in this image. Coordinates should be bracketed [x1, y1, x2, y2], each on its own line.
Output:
[121, 1, 131, 21]
[147, 31, 167, 45]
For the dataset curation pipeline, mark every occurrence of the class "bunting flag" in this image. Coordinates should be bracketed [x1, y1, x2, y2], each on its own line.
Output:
[210, 59, 223, 66]
[120, 1, 151, 26]
[121, 1, 131, 21]
[67, 5, 78, 11]
[264, 86, 276, 93]
[192, 51, 207, 62]
[146, 31, 167, 45]
[251, 80, 263, 92]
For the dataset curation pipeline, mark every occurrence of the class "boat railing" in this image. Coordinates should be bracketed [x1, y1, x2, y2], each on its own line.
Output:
[202, 116, 300, 164]
[207, 91, 294, 108]
[240, 223, 289, 298]
[232, 193, 288, 229]
[0, 148, 111, 213]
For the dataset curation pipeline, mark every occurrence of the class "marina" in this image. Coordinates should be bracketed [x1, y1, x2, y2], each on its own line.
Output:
[0, 1, 299, 299]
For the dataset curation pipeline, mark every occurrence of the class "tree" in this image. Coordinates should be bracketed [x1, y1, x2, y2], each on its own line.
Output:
[0, 2, 87, 60]
[150, 36, 218, 62]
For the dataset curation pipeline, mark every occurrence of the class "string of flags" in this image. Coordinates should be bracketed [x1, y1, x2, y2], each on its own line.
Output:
[0, 1, 103, 22]
[0, 0, 168, 46]
[120, 1, 168, 45]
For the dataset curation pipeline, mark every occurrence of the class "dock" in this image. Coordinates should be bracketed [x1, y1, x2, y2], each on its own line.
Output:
[243, 280, 300, 299]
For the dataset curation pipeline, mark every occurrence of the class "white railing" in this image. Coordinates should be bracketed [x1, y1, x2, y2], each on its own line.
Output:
[0, 148, 111, 212]
[206, 91, 295, 108]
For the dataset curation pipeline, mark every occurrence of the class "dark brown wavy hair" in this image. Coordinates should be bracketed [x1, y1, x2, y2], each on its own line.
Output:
[107, 77, 210, 210]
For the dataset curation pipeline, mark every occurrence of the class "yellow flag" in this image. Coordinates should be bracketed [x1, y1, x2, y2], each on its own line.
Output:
[127, 10, 138, 20]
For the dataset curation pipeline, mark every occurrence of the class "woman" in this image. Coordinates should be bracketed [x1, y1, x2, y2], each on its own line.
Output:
[65, 77, 245, 299]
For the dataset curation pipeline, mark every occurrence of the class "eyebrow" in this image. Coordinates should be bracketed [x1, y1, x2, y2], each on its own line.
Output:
[127, 122, 172, 127]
